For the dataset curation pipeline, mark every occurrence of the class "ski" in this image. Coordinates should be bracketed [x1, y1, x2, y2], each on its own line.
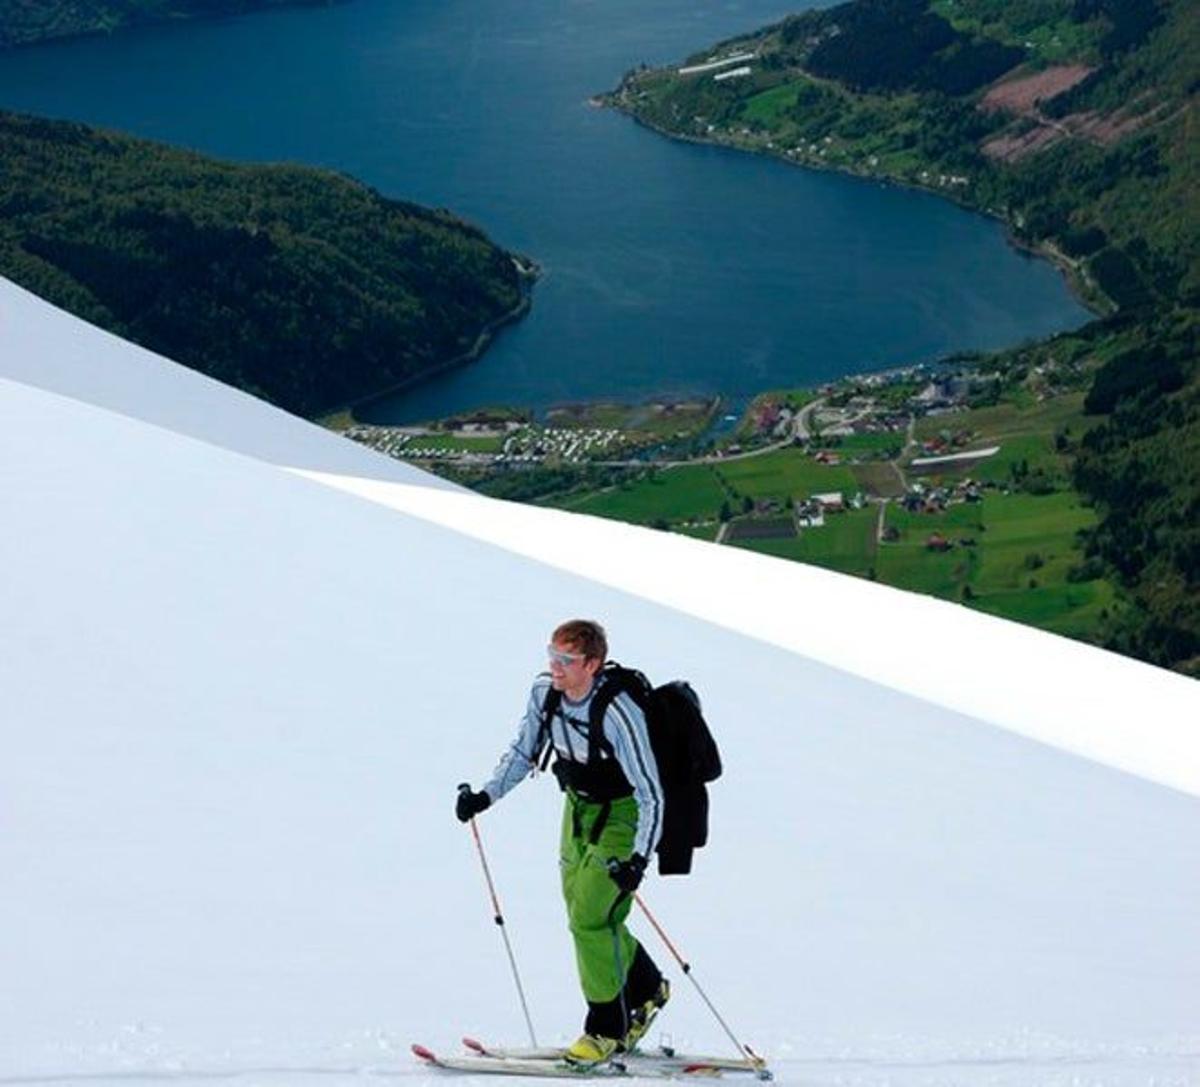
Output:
[461, 1038, 566, 1061]
[460, 1038, 771, 1080]
[413, 1043, 666, 1079]
[412, 1043, 734, 1080]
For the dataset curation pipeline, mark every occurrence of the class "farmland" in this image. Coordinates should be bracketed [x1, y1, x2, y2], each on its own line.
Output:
[383, 357, 1124, 652]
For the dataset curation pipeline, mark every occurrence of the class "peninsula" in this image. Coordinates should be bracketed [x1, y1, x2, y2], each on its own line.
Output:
[0, 110, 532, 419]
[365, 0, 1194, 673]
[0, 0, 345, 49]
[586, 0, 1198, 674]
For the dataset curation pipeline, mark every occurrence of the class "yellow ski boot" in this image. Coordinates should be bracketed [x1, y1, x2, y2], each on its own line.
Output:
[565, 1033, 620, 1066]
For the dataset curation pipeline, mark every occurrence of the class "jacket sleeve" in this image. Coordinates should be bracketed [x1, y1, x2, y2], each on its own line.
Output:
[482, 674, 552, 803]
[603, 691, 664, 860]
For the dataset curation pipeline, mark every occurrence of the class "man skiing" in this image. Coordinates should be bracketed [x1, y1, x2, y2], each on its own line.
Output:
[455, 619, 670, 1065]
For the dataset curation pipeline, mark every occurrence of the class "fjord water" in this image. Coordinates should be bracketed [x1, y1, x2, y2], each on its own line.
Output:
[0, 0, 1090, 421]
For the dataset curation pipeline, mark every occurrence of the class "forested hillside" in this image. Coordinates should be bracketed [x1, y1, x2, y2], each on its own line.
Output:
[0, 111, 528, 417]
[606, 0, 1198, 672]
[0, 0, 336, 48]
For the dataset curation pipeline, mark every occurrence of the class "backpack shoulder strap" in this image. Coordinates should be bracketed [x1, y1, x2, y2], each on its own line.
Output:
[586, 664, 622, 764]
[587, 662, 651, 763]
[538, 683, 563, 772]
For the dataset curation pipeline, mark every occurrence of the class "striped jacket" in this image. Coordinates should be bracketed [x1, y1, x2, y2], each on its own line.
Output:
[483, 672, 664, 859]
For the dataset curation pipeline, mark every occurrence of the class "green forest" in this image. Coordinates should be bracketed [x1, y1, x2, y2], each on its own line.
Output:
[0, 111, 527, 417]
[0, 0, 338, 48]
[606, 0, 1198, 673]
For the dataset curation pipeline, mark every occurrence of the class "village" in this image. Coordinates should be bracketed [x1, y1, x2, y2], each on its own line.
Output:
[332, 344, 1099, 632]
[344, 417, 627, 465]
[340, 362, 1011, 554]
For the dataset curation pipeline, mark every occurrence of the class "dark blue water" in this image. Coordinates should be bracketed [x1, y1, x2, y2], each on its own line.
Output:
[0, 0, 1090, 421]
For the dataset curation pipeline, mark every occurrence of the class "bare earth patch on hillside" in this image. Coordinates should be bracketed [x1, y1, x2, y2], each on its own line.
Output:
[1062, 102, 1169, 145]
[981, 65, 1094, 113]
[982, 124, 1065, 162]
[982, 102, 1165, 161]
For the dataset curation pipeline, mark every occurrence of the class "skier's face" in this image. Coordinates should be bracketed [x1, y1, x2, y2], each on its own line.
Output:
[548, 639, 599, 697]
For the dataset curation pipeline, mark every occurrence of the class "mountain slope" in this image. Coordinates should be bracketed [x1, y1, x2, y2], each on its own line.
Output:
[2, 292, 1198, 1086]
[0, 276, 460, 485]
[0, 110, 529, 419]
[603, 0, 1199, 671]
[0, 0, 338, 48]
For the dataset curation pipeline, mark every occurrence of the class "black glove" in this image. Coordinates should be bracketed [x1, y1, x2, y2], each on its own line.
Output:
[607, 853, 647, 893]
[456, 784, 491, 823]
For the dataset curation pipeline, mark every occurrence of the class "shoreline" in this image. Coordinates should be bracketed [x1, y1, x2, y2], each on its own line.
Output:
[0, 0, 357, 52]
[319, 259, 539, 425]
[606, 99, 1111, 320]
[339, 84, 1106, 436]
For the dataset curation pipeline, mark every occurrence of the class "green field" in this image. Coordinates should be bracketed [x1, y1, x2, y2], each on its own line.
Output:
[716, 450, 858, 501]
[928, 0, 1101, 64]
[828, 432, 907, 456]
[972, 491, 1097, 593]
[552, 465, 727, 525]
[914, 395, 1090, 443]
[533, 391, 1118, 646]
[912, 394, 1091, 486]
[874, 491, 1113, 635]
[741, 83, 805, 126]
[877, 502, 984, 596]
[971, 580, 1118, 638]
[733, 507, 878, 577]
[550, 448, 1115, 644]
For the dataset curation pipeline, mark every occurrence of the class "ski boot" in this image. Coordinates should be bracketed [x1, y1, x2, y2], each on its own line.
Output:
[565, 1033, 621, 1066]
[622, 978, 671, 1052]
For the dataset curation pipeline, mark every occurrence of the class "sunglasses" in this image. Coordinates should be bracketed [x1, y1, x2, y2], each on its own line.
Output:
[547, 645, 586, 667]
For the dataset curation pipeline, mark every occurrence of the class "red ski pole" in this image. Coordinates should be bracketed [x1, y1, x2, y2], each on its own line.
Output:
[634, 893, 770, 1077]
[460, 786, 538, 1047]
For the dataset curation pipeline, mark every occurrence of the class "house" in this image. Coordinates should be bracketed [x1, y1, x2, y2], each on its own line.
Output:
[926, 533, 952, 552]
[812, 492, 846, 512]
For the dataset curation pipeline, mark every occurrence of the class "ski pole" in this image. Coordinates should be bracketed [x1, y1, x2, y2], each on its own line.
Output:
[633, 892, 769, 1077]
[458, 785, 538, 1047]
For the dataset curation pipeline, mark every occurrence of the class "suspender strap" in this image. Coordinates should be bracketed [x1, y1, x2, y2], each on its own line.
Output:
[566, 793, 611, 845]
[589, 800, 612, 846]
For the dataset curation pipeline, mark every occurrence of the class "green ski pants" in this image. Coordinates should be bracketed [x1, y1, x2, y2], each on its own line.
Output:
[559, 791, 639, 1004]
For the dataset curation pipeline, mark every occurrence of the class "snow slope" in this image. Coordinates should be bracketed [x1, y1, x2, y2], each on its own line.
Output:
[2, 286, 1199, 1087]
[0, 276, 457, 486]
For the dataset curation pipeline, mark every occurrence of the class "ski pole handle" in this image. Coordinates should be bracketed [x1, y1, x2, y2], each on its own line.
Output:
[459, 785, 503, 923]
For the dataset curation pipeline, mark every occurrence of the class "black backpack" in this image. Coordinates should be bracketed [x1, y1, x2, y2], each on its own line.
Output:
[538, 662, 722, 876]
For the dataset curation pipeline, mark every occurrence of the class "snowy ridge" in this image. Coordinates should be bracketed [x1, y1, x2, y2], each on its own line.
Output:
[292, 469, 1200, 799]
[2, 286, 1199, 1087]
[0, 277, 457, 487]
